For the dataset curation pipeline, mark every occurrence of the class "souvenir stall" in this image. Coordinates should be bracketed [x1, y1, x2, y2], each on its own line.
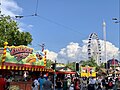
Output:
[0, 42, 53, 90]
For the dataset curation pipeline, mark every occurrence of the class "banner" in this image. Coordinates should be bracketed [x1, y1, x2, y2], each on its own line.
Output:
[1, 45, 46, 66]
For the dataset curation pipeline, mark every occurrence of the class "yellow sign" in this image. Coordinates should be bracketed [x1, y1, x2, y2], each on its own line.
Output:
[80, 66, 96, 77]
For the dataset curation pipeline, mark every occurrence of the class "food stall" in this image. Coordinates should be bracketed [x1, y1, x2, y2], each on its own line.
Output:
[0, 42, 53, 90]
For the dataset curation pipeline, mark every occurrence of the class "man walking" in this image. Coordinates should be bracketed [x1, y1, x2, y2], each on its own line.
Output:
[43, 76, 53, 90]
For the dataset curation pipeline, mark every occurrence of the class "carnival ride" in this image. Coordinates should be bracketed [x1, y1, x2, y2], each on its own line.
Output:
[87, 33, 102, 65]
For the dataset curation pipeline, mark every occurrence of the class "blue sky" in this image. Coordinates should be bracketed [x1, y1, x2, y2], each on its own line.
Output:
[1, 0, 120, 63]
[12, 0, 118, 52]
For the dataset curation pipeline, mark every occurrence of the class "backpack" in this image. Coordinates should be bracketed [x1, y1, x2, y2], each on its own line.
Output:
[108, 81, 113, 87]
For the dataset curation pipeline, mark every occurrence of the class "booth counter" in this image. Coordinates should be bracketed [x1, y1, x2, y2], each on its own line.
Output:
[10, 81, 32, 90]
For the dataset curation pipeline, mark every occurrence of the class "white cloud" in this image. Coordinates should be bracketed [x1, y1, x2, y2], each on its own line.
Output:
[27, 25, 33, 28]
[1, 0, 22, 16]
[18, 22, 33, 32]
[1, 0, 33, 32]
[46, 50, 58, 62]
[47, 40, 119, 64]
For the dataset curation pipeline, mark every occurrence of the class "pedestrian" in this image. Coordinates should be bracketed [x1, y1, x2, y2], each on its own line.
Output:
[108, 78, 113, 90]
[5, 76, 11, 90]
[63, 78, 68, 90]
[69, 82, 74, 90]
[101, 79, 106, 89]
[0, 75, 6, 90]
[43, 76, 53, 90]
[96, 83, 102, 90]
[67, 76, 71, 89]
[88, 77, 95, 90]
[38, 74, 46, 90]
[74, 78, 80, 90]
[113, 78, 119, 90]
[32, 77, 40, 90]
[56, 78, 62, 90]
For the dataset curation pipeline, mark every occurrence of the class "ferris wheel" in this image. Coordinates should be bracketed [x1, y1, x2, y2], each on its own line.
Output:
[87, 33, 102, 65]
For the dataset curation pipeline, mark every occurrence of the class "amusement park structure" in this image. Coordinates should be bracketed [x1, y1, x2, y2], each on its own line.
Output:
[87, 33, 102, 65]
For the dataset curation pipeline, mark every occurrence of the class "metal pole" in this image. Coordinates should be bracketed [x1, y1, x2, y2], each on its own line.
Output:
[112, 0, 120, 78]
[103, 21, 107, 64]
[53, 60, 56, 90]
[116, 0, 120, 78]
[103, 21, 108, 75]
[113, 57, 116, 78]
[118, 0, 120, 78]
[53, 71, 55, 90]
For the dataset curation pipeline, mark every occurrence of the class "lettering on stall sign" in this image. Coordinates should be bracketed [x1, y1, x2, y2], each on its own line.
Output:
[0, 49, 4, 56]
[8, 46, 33, 61]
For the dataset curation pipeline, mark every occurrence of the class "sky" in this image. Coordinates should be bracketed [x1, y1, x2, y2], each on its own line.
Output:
[1, 0, 120, 63]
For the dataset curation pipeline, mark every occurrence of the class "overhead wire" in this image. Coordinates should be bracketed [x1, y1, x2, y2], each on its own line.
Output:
[14, 0, 88, 48]
[36, 15, 87, 37]
[14, 0, 87, 38]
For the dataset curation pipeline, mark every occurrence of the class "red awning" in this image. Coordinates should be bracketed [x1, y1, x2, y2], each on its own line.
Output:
[56, 71, 76, 74]
[0, 62, 53, 72]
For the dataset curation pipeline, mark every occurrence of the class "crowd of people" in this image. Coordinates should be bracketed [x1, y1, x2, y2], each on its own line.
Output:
[32, 74, 120, 90]
[70, 76, 120, 90]
[1, 72, 120, 90]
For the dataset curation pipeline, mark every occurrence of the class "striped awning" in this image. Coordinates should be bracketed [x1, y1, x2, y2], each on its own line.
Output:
[0, 62, 53, 72]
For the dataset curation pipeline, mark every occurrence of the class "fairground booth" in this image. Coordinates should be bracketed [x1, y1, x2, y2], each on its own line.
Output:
[107, 58, 120, 78]
[0, 42, 53, 90]
[80, 66, 96, 78]
[55, 66, 76, 80]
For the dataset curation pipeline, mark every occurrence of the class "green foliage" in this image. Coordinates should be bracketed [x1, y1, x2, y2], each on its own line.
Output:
[96, 62, 105, 71]
[46, 59, 54, 68]
[0, 15, 32, 47]
[81, 58, 98, 67]
[81, 58, 105, 72]
[66, 62, 76, 71]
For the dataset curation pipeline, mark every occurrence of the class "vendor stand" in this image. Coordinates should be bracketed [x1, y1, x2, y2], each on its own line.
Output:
[0, 42, 53, 90]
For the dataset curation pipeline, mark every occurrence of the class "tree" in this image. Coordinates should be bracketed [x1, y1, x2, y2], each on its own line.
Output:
[46, 59, 54, 68]
[81, 57, 98, 67]
[81, 58, 106, 73]
[66, 62, 76, 71]
[0, 15, 32, 47]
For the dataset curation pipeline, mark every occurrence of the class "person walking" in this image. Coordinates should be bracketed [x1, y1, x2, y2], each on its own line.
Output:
[32, 77, 40, 90]
[56, 78, 62, 90]
[63, 78, 68, 90]
[113, 78, 119, 90]
[88, 77, 96, 90]
[108, 78, 113, 90]
[43, 76, 53, 90]
[38, 74, 46, 90]
[0, 75, 6, 90]
[74, 78, 80, 90]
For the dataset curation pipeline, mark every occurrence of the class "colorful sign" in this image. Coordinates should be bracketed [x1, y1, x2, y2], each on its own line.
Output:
[1, 45, 46, 66]
[80, 66, 96, 77]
